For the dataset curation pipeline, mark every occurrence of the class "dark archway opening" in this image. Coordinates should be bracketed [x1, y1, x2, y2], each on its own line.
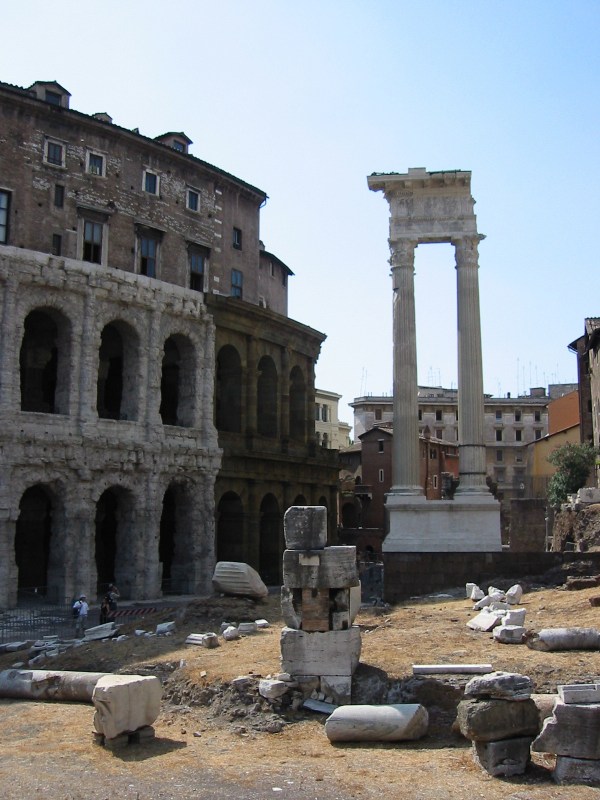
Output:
[159, 486, 176, 590]
[15, 485, 53, 593]
[97, 324, 123, 419]
[259, 493, 281, 585]
[216, 345, 242, 432]
[160, 337, 180, 426]
[216, 491, 244, 563]
[95, 489, 118, 593]
[20, 310, 59, 413]
[257, 356, 278, 437]
[289, 366, 306, 441]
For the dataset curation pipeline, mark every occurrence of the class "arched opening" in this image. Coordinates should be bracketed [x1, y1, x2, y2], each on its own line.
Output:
[289, 366, 306, 441]
[216, 345, 242, 432]
[159, 482, 195, 594]
[95, 489, 118, 594]
[292, 494, 307, 506]
[160, 337, 180, 426]
[216, 491, 244, 563]
[20, 308, 70, 414]
[259, 493, 281, 585]
[257, 356, 278, 437]
[160, 334, 196, 427]
[97, 324, 123, 419]
[15, 485, 53, 594]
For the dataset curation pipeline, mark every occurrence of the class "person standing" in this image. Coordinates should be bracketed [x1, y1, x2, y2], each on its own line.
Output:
[73, 594, 89, 637]
[107, 583, 120, 620]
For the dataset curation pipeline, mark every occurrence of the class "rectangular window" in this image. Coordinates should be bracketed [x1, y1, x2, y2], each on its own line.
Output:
[231, 268, 243, 298]
[140, 235, 158, 277]
[515, 452, 524, 463]
[534, 410, 541, 422]
[187, 188, 199, 211]
[495, 429, 503, 442]
[515, 429, 522, 442]
[430, 448, 437, 459]
[378, 439, 384, 453]
[143, 170, 159, 195]
[435, 428, 443, 439]
[496, 449, 503, 462]
[495, 409, 502, 420]
[435, 409, 442, 421]
[315, 404, 320, 421]
[45, 140, 65, 167]
[515, 409, 522, 422]
[322, 405, 328, 422]
[87, 152, 104, 176]
[189, 249, 204, 292]
[375, 409, 382, 421]
[51, 233, 62, 255]
[418, 409, 423, 421]
[233, 227, 242, 249]
[535, 429, 542, 440]
[433, 475, 438, 490]
[0, 190, 10, 243]
[83, 219, 103, 263]
[378, 468, 384, 483]
[54, 184, 64, 208]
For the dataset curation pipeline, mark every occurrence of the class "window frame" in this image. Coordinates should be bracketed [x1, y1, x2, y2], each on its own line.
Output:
[188, 245, 207, 292]
[186, 187, 200, 212]
[82, 218, 104, 264]
[232, 227, 242, 250]
[54, 183, 65, 208]
[139, 234, 159, 277]
[143, 169, 160, 196]
[0, 189, 10, 244]
[86, 150, 105, 177]
[231, 268, 243, 298]
[44, 138, 66, 168]
[51, 233, 62, 256]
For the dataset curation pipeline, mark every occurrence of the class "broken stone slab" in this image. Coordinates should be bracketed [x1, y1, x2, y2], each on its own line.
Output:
[531, 693, 558, 725]
[493, 625, 526, 644]
[473, 736, 533, 776]
[303, 698, 337, 713]
[92, 674, 162, 740]
[238, 621, 258, 634]
[456, 697, 541, 742]
[466, 582, 478, 598]
[280, 626, 361, 677]
[84, 623, 118, 642]
[324, 703, 428, 743]
[464, 671, 534, 701]
[413, 664, 493, 675]
[222, 625, 240, 641]
[558, 683, 600, 704]
[320, 675, 353, 705]
[553, 755, 600, 785]
[0, 668, 109, 702]
[185, 633, 220, 648]
[255, 619, 270, 628]
[506, 584, 523, 604]
[284, 505, 328, 550]
[489, 601, 510, 611]
[281, 586, 302, 629]
[474, 595, 492, 610]
[487, 586, 504, 597]
[532, 699, 600, 759]
[212, 561, 268, 599]
[470, 586, 485, 601]
[527, 627, 600, 652]
[259, 679, 289, 700]
[282, 547, 359, 589]
[467, 609, 506, 632]
[156, 622, 176, 635]
[0, 641, 30, 653]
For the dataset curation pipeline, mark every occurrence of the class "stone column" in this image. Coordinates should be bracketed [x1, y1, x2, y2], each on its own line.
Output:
[454, 235, 488, 494]
[390, 240, 422, 496]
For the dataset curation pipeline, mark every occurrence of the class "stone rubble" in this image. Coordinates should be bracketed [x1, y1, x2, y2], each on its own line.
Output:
[456, 671, 540, 776]
[465, 581, 527, 642]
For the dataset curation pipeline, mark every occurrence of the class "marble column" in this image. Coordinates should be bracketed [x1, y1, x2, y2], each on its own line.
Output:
[454, 235, 488, 494]
[390, 239, 422, 496]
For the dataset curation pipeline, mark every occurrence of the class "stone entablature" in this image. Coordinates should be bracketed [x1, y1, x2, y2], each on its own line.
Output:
[0, 248, 221, 607]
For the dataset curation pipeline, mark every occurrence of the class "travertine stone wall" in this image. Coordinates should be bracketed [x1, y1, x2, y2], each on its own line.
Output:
[0, 247, 221, 607]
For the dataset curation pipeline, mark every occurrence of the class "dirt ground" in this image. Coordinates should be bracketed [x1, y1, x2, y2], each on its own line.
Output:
[1, 579, 600, 799]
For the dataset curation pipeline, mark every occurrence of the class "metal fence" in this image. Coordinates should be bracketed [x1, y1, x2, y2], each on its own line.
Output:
[0, 603, 74, 644]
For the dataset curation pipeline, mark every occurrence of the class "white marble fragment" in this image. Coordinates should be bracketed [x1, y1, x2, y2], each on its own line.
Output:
[259, 679, 289, 700]
[92, 674, 162, 740]
[506, 584, 523, 604]
[222, 625, 240, 641]
[156, 622, 176, 635]
[493, 625, 526, 644]
[212, 561, 268, 599]
[470, 587, 485, 601]
[467, 610, 505, 631]
[558, 683, 600, 704]
[504, 608, 526, 626]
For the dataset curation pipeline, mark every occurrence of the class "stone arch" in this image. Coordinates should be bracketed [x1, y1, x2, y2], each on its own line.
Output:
[292, 494, 307, 506]
[159, 481, 196, 594]
[97, 319, 140, 421]
[216, 345, 242, 433]
[289, 365, 306, 441]
[94, 486, 136, 598]
[19, 307, 71, 414]
[160, 333, 196, 427]
[257, 355, 278, 437]
[259, 493, 282, 585]
[216, 491, 244, 563]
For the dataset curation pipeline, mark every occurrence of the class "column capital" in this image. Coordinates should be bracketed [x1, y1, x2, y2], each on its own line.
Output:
[452, 234, 484, 268]
[389, 238, 417, 268]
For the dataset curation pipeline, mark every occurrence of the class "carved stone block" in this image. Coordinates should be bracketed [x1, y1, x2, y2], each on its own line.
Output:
[284, 505, 327, 550]
[282, 547, 358, 589]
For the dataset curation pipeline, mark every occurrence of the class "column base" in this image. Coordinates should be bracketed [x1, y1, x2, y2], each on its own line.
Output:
[383, 495, 501, 553]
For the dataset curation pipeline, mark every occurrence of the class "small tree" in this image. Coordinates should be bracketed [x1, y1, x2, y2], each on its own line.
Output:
[546, 442, 599, 508]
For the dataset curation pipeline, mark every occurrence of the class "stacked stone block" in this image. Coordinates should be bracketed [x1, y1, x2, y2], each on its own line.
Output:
[456, 672, 540, 776]
[533, 683, 600, 784]
[280, 506, 360, 705]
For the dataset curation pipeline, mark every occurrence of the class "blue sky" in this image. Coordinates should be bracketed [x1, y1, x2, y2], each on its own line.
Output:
[3, 1, 599, 430]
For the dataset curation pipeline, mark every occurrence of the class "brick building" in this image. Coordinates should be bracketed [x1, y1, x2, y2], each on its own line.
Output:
[0, 79, 338, 605]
